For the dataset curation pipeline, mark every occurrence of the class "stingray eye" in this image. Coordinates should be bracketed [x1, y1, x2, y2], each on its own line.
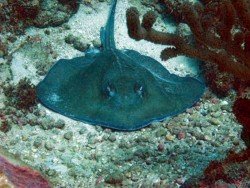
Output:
[134, 83, 144, 96]
[105, 83, 116, 97]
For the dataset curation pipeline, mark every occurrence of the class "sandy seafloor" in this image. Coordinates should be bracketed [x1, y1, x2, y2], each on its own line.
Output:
[0, 0, 247, 187]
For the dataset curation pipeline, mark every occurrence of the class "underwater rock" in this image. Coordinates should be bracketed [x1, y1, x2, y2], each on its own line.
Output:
[79, 127, 87, 135]
[73, 40, 90, 52]
[44, 142, 54, 151]
[33, 139, 43, 148]
[108, 134, 116, 142]
[33, 0, 79, 28]
[64, 34, 76, 44]
[65, 34, 90, 51]
[157, 142, 164, 152]
[54, 119, 65, 129]
[64, 131, 73, 140]
[105, 172, 124, 186]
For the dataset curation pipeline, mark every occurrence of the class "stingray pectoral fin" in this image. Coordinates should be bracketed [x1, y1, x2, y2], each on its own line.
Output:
[37, 49, 205, 131]
[123, 49, 171, 79]
[124, 49, 198, 82]
[123, 48, 205, 111]
[36, 56, 96, 109]
[156, 75, 205, 113]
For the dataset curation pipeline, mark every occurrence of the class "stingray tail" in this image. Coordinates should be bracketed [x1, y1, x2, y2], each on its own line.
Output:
[100, 0, 117, 50]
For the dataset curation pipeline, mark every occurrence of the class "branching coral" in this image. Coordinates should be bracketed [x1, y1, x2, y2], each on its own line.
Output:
[126, 0, 250, 141]
[127, 1, 250, 186]
[126, 0, 250, 83]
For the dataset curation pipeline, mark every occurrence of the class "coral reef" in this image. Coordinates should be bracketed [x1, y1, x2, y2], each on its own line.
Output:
[126, 1, 250, 186]
[126, 0, 250, 136]
[0, 0, 79, 34]
[58, 0, 79, 13]
[33, 0, 80, 28]
[182, 89, 250, 187]
[182, 149, 250, 187]
[233, 90, 250, 148]
[202, 62, 234, 97]
[0, 0, 247, 186]
[0, 0, 40, 34]
[0, 155, 50, 188]
[183, 89, 250, 187]
[126, 0, 250, 84]
[3, 78, 37, 111]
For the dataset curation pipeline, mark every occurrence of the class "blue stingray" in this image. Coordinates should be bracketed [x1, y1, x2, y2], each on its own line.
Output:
[36, 0, 205, 131]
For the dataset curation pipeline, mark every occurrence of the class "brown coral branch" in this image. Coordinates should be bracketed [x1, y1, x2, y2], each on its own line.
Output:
[126, 0, 250, 82]
[232, 0, 250, 30]
[126, 8, 184, 46]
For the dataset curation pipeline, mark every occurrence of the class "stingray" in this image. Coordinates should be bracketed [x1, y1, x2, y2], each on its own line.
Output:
[36, 0, 205, 131]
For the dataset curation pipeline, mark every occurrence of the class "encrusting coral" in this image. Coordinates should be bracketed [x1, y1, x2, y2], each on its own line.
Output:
[126, 0, 250, 83]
